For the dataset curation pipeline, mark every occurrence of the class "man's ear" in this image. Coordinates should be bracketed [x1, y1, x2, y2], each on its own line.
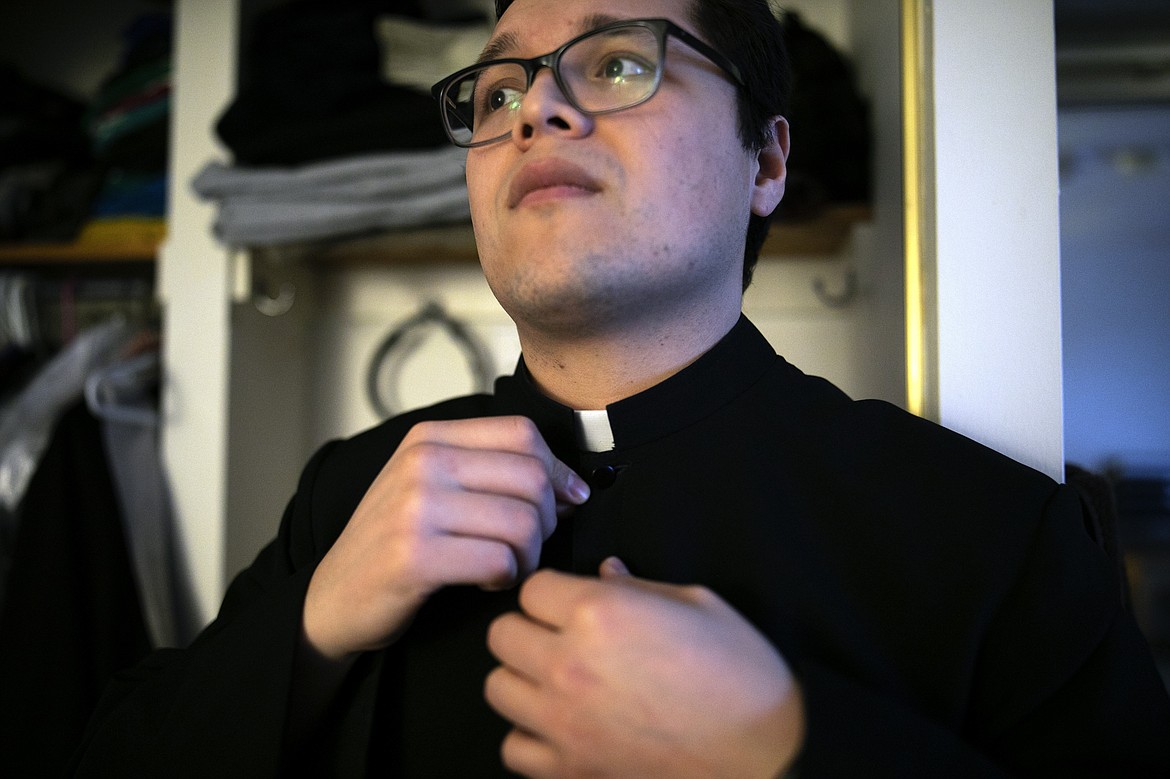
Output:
[750, 115, 790, 217]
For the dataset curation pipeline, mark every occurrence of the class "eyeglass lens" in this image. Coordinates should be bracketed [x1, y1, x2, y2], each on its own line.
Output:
[442, 24, 662, 146]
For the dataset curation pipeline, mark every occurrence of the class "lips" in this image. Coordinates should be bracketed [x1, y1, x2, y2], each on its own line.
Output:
[507, 159, 602, 209]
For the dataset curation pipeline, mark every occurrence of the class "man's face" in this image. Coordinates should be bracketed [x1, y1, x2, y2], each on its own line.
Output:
[466, 0, 776, 338]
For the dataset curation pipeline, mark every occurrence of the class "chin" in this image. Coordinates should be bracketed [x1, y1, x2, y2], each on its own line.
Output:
[494, 271, 617, 332]
[483, 240, 725, 334]
[506, 276, 686, 343]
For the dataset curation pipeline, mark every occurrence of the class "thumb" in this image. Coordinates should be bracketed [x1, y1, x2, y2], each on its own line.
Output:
[599, 556, 631, 579]
[551, 458, 591, 506]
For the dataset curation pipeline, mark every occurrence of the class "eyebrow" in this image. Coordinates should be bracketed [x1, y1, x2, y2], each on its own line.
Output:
[477, 13, 625, 63]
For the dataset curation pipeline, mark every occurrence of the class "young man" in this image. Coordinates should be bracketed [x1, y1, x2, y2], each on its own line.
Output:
[77, 0, 1170, 776]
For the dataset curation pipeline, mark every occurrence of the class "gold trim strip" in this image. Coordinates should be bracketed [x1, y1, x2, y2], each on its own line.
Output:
[901, 0, 937, 419]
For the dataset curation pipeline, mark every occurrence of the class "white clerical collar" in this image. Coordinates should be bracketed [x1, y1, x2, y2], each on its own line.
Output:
[573, 409, 615, 452]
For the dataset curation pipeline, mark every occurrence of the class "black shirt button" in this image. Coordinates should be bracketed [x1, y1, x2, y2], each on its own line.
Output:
[591, 465, 619, 488]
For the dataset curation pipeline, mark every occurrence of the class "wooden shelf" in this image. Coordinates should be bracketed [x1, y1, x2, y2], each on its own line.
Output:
[296, 204, 872, 267]
[1, 205, 871, 270]
[0, 241, 158, 265]
[767, 204, 873, 256]
[304, 223, 480, 266]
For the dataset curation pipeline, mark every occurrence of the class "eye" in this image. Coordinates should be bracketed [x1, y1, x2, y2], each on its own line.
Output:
[487, 85, 523, 112]
[600, 55, 653, 83]
[469, 64, 527, 116]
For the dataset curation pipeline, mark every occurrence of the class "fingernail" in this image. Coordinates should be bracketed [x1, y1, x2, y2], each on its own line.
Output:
[569, 473, 591, 503]
[600, 556, 630, 577]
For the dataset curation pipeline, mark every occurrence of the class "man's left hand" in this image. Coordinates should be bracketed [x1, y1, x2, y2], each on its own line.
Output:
[484, 557, 805, 778]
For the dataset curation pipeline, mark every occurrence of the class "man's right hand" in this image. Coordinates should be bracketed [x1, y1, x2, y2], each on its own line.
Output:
[301, 416, 590, 663]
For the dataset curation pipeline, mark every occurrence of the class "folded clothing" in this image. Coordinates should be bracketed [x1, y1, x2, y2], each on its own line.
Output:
[217, 3, 448, 165]
[90, 173, 167, 219]
[0, 164, 105, 243]
[192, 147, 470, 246]
[193, 146, 466, 201]
[74, 218, 165, 251]
[0, 64, 90, 169]
[217, 84, 447, 166]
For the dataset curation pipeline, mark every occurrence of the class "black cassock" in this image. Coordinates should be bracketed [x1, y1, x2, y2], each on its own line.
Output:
[76, 317, 1170, 777]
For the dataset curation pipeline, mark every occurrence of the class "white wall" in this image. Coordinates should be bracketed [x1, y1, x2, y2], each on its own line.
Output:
[930, 0, 1065, 479]
[162, 0, 239, 623]
[302, 247, 883, 447]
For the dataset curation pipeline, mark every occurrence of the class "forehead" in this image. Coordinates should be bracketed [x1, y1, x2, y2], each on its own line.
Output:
[488, 0, 694, 58]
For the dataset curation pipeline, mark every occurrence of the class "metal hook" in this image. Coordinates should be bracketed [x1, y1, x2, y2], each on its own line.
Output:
[248, 251, 297, 317]
[813, 268, 859, 309]
[253, 278, 296, 317]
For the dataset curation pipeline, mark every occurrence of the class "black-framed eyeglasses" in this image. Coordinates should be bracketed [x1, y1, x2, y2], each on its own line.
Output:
[430, 17, 744, 148]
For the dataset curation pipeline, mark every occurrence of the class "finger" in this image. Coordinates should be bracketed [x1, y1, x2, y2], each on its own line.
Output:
[597, 557, 711, 604]
[430, 491, 545, 575]
[598, 555, 630, 578]
[517, 569, 600, 630]
[483, 665, 548, 736]
[421, 534, 522, 590]
[392, 440, 558, 542]
[500, 727, 559, 779]
[548, 455, 590, 506]
[409, 417, 589, 507]
[405, 416, 542, 450]
[487, 416, 589, 506]
[521, 565, 712, 629]
[439, 447, 561, 540]
[487, 611, 559, 681]
[554, 499, 581, 520]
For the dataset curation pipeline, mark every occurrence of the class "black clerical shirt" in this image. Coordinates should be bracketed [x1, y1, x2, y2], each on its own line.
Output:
[76, 316, 1170, 778]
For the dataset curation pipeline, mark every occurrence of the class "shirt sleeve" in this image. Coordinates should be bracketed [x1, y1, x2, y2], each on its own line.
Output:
[70, 439, 381, 777]
[791, 484, 1170, 777]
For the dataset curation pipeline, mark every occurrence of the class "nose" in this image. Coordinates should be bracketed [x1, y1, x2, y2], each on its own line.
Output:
[512, 68, 593, 146]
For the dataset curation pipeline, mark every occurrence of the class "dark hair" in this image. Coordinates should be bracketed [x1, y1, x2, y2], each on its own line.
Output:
[493, 0, 791, 290]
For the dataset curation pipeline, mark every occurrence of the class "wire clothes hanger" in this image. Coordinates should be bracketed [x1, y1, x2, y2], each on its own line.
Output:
[365, 300, 495, 419]
[84, 351, 160, 427]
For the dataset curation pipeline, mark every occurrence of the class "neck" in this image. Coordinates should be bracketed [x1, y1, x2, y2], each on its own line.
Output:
[515, 305, 742, 409]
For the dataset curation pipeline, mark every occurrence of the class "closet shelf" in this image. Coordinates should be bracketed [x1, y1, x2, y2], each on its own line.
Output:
[0, 242, 159, 265]
[0, 205, 871, 267]
[769, 204, 873, 256]
[288, 204, 872, 266]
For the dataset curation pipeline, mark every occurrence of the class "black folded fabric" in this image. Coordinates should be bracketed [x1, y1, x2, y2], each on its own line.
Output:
[0, 63, 90, 169]
[780, 12, 872, 219]
[217, 1, 447, 165]
[219, 84, 447, 166]
[113, 13, 173, 74]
